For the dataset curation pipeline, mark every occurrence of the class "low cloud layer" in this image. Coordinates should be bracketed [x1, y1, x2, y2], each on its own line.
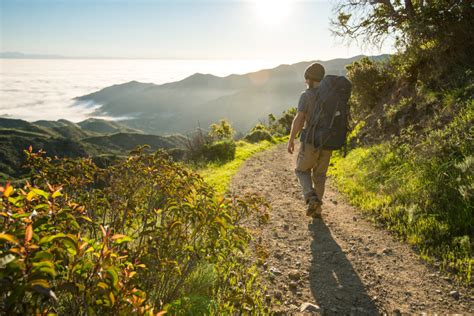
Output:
[0, 59, 280, 122]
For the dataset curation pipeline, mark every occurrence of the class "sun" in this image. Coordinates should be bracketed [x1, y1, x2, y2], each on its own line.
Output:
[254, 0, 293, 26]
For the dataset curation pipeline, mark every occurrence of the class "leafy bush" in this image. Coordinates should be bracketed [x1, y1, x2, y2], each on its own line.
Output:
[267, 108, 297, 136]
[208, 119, 235, 142]
[202, 139, 236, 162]
[244, 125, 274, 143]
[244, 130, 273, 143]
[186, 120, 237, 163]
[346, 57, 395, 119]
[1, 146, 270, 314]
[0, 183, 150, 315]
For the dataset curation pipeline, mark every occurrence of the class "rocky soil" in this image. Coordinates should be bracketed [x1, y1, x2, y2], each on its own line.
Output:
[230, 143, 473, 315]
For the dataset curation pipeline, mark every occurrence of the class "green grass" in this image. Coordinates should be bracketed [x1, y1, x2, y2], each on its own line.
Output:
[199, 136, 288, 194]
[166, 263, 218, 315]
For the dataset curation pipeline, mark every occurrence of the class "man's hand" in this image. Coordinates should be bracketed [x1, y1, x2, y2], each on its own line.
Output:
[287, 139, 295, 154]
[288, 111, 305, 154]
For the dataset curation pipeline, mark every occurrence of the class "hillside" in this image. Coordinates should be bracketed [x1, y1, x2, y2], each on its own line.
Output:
[76, 55, 388, 134]
[77, 118, 142, 134]
[0, 117, 186, 180]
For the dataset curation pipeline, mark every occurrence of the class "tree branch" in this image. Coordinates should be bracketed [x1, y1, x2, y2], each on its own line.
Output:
[404, 0, 416, 19]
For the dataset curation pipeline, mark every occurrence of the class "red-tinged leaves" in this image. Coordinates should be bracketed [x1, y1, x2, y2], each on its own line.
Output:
[111, 234, 132, 244]
[25, 225, 33, 243]
[2, 146, 272, 313]
[28, 244, 39, 251]
[47, 182, 54, 192]
[111, 234, 126, 240]
[79, 241, 89, 251]
[100, 225, 107, 238]
[8, 247, 24, 255]
[28, 145, 33, 153]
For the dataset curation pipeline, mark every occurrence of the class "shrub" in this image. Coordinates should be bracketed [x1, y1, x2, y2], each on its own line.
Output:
[268, 108, 297, 136]
[202, 139, 236, 162]
[208, 119, 234, 142]
[1, 146, 269, 314]
[186, 120, 237, 163]
[244, 130, 273, 143]
[0, 183, 150, 315]
[346, 57, 395, 119]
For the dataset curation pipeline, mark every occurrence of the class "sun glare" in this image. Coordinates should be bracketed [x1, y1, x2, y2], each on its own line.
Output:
[254, 0, 293, 26]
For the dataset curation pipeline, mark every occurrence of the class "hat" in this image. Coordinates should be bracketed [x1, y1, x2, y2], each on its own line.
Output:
[304, 63, 325, 81]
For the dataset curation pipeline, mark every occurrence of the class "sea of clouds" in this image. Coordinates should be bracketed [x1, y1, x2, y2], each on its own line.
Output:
[0, 59, 281, 122]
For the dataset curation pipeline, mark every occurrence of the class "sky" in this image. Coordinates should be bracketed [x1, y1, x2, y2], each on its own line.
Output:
[0, 0, 394, 61]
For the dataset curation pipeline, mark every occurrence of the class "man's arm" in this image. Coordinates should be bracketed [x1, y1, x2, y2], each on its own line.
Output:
[287, 111, 306, 154]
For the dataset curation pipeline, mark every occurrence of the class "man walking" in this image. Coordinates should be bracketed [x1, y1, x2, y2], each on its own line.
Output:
[287, 63, 332, 218]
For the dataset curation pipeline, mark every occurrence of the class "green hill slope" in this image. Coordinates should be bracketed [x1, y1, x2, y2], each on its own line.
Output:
[330, 55, 473, 283]
[0, 117, 186, 181]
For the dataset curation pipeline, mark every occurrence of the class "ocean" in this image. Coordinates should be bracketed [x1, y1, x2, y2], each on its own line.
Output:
[0, 59, 284, 122]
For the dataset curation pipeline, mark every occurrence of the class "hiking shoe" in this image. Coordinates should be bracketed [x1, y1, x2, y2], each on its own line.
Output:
[306, 196, 322, 218]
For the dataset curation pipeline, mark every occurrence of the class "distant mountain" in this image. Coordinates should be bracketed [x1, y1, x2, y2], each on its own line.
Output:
[0, 51, 69, 59]
[0, 51, 120, 59]
[76, 55, 389, 134]
[0, 117, 186, 180]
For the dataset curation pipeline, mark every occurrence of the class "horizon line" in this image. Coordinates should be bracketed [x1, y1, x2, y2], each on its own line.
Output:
[0, 51, 390, 62]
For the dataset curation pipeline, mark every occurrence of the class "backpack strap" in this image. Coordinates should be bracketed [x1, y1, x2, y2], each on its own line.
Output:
[302, 88, 321, 146]
[327, 99, 341, 129]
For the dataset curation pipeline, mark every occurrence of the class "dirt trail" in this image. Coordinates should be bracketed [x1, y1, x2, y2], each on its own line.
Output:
[230, 143, 473, 315]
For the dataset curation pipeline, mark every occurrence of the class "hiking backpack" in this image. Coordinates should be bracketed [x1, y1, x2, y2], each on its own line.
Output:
[303, 75, 352, 150]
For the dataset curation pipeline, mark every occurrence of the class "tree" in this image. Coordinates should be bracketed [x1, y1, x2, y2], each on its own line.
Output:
[346, 57, 395, 117]
[332, 0, 473, 85]
[332, 0, 473, 49]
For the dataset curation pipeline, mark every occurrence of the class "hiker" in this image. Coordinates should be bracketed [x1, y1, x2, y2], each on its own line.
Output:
[287, 62, 351, 218]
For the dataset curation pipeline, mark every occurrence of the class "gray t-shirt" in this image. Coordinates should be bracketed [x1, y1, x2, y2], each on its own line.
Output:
[297, 87, 319, 127]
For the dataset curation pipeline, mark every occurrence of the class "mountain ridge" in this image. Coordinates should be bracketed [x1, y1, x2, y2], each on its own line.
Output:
[75, 54, 389, 134]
